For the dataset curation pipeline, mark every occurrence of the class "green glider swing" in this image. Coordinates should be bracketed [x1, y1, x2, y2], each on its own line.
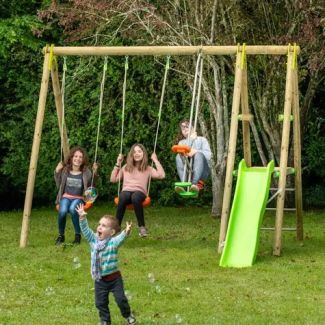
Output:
[172, 53, 204, 198]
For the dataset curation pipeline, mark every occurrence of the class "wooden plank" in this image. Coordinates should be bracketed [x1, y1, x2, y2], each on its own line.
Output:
[43, 45, 300, 56]
[218, 52, 243, 253]
[20, 53, 51, 248]
[292, 69, 304, 240]
[241, 66, 251, 166]
[273, 52, 294, 256]
[51, 61, 70, 160]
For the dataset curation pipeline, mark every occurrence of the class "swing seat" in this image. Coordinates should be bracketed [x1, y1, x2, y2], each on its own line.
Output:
[171, 145, 191, 154]
[174, 181, 192, 187]
[174, 182, 198, 198]
[55, 201, 93, 211]
[114, 196, 151, 210]
[178, 191, 198, 198]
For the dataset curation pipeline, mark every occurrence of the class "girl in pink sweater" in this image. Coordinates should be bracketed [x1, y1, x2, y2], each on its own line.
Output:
[110, 143, 165, 237]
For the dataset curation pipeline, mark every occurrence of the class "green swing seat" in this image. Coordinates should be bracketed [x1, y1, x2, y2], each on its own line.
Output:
[174, 182, 198, 198]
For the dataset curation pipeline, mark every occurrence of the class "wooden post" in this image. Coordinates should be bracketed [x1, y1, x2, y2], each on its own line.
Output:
[273, 51, 294, 256]
[292, 68, 303, 240]
[218, 51, 243, 253]
[51, 60, 70, 160]
[20, 53, 51, 248]
[241, 65, 252, 167]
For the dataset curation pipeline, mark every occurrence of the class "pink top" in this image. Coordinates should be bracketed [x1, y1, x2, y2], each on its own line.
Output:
[110, 162, 165, 196]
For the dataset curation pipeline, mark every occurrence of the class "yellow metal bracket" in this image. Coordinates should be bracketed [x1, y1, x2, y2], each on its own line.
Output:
[240, 43, 246, 69]
[48, 44, 57, 71]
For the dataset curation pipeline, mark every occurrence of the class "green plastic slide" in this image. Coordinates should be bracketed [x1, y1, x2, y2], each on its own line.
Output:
[219, 159, 274, 267]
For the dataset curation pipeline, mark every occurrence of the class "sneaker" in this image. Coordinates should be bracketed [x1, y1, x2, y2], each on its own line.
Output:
[139, 226, 148, 238]
[126, 314, 137, 325]
[72, 234, 81, 245]
[55, 234, 65, 245]
[190, 184, 200, 193]
[175, 186, 185, 194]
[197, 180, 205, 190]
[98, 321, 110, 325]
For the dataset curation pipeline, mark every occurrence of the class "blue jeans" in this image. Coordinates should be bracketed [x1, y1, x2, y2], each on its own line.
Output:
[176, 152, 210, 184]
[58, 197, 83, 235]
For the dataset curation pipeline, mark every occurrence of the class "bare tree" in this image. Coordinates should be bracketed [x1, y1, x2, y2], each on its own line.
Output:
[38, 0, 324, 215]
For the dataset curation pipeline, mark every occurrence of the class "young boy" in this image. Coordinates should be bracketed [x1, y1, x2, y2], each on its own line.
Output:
[76, 203, 136, 325]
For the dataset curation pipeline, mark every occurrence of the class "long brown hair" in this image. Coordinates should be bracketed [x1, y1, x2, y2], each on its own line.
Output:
[64, 146, 88, 172]
[175, 119, 201, 144]
[125, 143, 149, 172]
[175, 119, 190, 144]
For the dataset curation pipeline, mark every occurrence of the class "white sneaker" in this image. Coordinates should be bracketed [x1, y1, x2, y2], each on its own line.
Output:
[126, 314, 137, 324]
[139, 226, 148, 238]
[175, 186, 185, 193]
[190, 184, 200, 192]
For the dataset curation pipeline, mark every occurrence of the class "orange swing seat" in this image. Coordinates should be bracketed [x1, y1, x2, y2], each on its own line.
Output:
[171, 144, 191, 154]
[114, 196, 151, 210]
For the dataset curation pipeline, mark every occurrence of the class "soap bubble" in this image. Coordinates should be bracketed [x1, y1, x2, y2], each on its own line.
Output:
[125, 290, 132, 300]
[73, 257, 81, 269]
[45, 287, 55, 295]
[155, 285, 161, 294]
[148, 273, 155, 284]
[175, 314, 183, 323]
[83, 187, 98, 203]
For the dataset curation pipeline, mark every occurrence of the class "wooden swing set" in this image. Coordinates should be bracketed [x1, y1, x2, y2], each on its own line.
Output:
[20, 45, 303, 257]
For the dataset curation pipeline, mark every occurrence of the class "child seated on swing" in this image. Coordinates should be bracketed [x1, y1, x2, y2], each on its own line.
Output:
[174, 119, 211, 193]
[110, 143, 165, 237]
[54, 146, 98, 245]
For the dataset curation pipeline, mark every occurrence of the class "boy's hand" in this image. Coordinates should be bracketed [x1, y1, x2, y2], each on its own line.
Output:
[125, 221, 132, 235]
[76, 203, 87, 219]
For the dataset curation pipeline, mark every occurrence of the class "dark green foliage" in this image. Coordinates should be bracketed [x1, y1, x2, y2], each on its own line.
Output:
[0, 1, 324, 210]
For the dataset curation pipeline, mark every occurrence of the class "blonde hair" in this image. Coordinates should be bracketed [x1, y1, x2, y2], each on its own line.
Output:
[125, 143, 149, 172]
[102, 215, 121, 233]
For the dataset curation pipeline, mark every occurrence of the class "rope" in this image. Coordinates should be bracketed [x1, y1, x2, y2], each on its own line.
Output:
[193, 55, 204, 134]
[187, 54, 204, 184]
[117, 56, 129, 196]
[181, 53, 203, 182]
[60, 57, 67, 163]
[90, 57, 108, 187]
[147, 56, 170, 196]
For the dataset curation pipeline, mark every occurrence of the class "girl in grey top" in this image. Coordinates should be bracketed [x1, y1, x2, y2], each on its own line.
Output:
[175, 119, 211, 193]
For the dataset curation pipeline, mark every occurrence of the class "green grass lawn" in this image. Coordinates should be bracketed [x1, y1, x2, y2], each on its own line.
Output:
[0, 204, 324, 324]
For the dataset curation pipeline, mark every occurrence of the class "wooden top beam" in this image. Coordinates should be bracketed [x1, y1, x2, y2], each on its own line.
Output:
[43, 45, 300, 56]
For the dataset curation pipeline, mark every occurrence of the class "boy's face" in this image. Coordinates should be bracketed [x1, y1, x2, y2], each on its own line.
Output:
[96, 217, 115, 240]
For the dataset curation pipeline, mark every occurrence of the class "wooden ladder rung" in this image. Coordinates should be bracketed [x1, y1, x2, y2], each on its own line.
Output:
[261, 227, 296, 231]
[266, 208, 296, 211]
[270, 187, 295, 191]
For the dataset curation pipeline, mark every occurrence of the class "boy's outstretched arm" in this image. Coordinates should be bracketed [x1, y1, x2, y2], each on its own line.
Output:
[75, 203, 95, 243]
[125, 221, 132, 235]
[76, 203, 87, 220]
